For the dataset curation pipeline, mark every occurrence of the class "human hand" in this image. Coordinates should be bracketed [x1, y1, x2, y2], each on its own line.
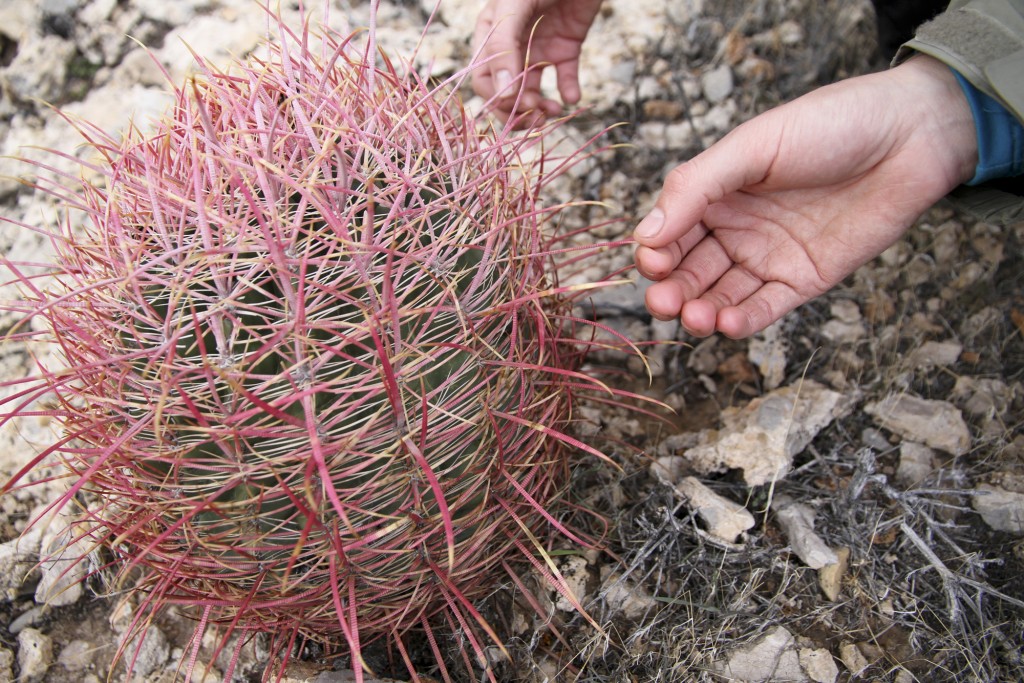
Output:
[633, 56, 978, 339]
[471, 0, 603, 123]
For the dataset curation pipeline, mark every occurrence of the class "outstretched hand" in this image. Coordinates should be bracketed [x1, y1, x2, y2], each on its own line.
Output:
[471, 0, 603, 123]
[634, 56, 979, 339]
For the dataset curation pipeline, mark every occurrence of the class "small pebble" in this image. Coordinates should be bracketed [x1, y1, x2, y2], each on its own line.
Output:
[17, 628, 54, 683]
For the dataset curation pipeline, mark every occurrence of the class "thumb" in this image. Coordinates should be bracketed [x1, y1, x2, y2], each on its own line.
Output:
[633, 117, 778, 249]
[471, 8, 531, 101]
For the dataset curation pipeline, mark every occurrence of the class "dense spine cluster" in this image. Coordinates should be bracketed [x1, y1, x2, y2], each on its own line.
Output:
[2, 8, 641, 682]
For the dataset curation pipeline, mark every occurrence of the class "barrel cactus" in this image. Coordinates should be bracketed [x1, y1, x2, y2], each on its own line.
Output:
[1, 5, 643, 682]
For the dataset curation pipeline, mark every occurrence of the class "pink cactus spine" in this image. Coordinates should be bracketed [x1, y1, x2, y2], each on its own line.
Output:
[1, 4, 649, 681]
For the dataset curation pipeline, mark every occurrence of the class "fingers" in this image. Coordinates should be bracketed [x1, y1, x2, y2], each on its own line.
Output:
[639, 224, 804, 338]
[471, 3, 528, 101]
[471, 3, 531, 121]
[641, 232, 733, 319]
[633, 119, 777, 250]
[553, 58, 583, 106]
[647, 272, 805, 339]
[634, 220, 706, 280]
[471, 1, 598, 123]
[713, 282, 807, 339]
[645, 255, 761, 334]
[471, 0, 563, 124]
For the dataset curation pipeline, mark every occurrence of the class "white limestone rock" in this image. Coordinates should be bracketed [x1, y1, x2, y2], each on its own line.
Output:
[973, 484, 1024, 535]
[682, 380, 857, 486]
[674, 476, 755, 543]
[16, 628, 53, 683]
[772, 496, 839, 569]
[865, 394, 970, 456]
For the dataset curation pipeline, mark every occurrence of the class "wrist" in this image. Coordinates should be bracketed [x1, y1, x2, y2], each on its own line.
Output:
[895, 55, 979, 187]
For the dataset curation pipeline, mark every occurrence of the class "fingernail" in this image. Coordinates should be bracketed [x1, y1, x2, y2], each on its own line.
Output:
[495, 70, 512, 94]
[634, 207, 664, 240]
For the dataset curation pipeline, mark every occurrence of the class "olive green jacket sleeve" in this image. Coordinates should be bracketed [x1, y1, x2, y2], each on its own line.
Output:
[895, 0, 1024, 223]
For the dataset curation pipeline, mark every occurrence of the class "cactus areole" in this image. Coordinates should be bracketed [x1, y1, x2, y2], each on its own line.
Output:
[2, 7, 643, 682]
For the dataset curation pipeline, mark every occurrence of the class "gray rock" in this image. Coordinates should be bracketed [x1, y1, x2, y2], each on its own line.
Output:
[64, 82, 173, 138]
[749, 321, 788, 390]
[39, 0, 77, 17]
[1, 34, 76, 104]
[973, 484, 1024, 535]
[650, 450, 694, 478]
[0, 3, 39, 43]
[830, 299, 862, 324]
[157, 13, 266, 84]
[637, 120, 695, 150]
[600, 568, 657, 620]
[895, 442, 936, 488]
[961, 306, 1003, 343]
[701, 64, 733, 103]
[313, 672, 405, 683]
[674, 476, 754, 543]
[76, 19, 133, 68]
[838, 642, 870, 677]
[0, 646, 13, 682]
[775, 20, 805, 45]
[35, 525, 88, 607]
[951, 376, 1013, 419]
[907, 340, 962, 370]
[582, 275, 651, 316]
[78, 0, 117, 26]
[693, 100, 736, 134]
[608, 59, 637, 84]
[860, 427, 891, 451]
[772, 496, 839, 569]
[0, 529, 43, 601]
[821, 317, 866, 344]
[279, 669, 408, 683]
[821, 300, 866, 344]
[9, 606, 46, 635]
[713, 625, 806, 682]
[133, 0, 209, 26]
[56, 639, 95, 672]
[109, 47, 167, 88]
[553, 556, 590, 612]
[818, 547, 849, 602]
[686, 336, 721, 375]
[799, 647, 839, 683]
[681, 380, 857, 486]
[865, 394, 970, 455]
[108, 595, 136, 634]
[16, 628, 53, 683]
[119, 625, 169, 679]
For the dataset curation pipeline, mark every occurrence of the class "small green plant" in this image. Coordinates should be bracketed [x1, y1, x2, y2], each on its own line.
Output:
[2, 4, 648, 681]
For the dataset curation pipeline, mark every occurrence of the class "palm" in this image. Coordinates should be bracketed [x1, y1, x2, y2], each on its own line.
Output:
[705, 169, 934, 295]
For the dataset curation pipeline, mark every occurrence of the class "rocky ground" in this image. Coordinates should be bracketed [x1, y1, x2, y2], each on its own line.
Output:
[1, 0, 1023, 682]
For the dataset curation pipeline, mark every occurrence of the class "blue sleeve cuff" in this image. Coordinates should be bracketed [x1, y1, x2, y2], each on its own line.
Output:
[951, 69, 1024, 186]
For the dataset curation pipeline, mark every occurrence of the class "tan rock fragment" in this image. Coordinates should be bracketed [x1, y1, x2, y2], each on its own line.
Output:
[674, 476, 755, 543]
[865, 394, 970, 456]
[973, 484, 1024, 535]
[818, 547, 850, 601]
[773, 496, 839, 569]
[683, 380, 857, 486]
